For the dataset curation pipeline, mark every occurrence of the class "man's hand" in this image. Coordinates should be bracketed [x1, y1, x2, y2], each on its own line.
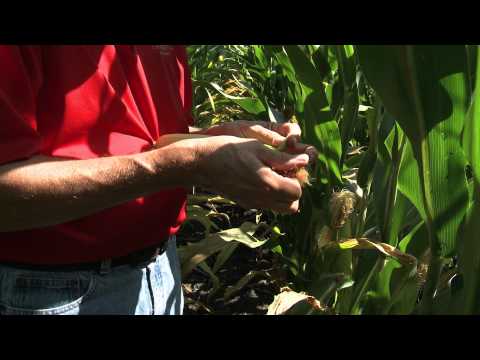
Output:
[0, 123, 313, 232]
[200, 120, 300, 146]
[167, 135, 308, 214]
[192, 120, 317, 163]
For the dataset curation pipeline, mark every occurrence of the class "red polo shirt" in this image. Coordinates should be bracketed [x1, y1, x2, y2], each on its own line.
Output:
[0, 45, 193, 264]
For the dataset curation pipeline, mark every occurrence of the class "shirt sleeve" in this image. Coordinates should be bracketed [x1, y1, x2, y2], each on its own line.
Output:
[174, 45, 195, 127]
[0, 45, 43, 165]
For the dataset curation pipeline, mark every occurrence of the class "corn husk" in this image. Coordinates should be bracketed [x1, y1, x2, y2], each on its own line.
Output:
[329, 189, 358, 229]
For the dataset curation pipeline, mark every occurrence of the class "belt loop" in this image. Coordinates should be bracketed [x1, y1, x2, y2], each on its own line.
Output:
[99, 259, 112, 275]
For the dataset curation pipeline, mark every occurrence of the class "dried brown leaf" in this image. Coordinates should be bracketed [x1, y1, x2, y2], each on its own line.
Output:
[267, 287, 325, 315]
[336, 238, 417, 266]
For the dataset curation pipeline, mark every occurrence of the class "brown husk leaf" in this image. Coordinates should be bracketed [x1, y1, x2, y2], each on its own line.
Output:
[329, 190, 357, 229]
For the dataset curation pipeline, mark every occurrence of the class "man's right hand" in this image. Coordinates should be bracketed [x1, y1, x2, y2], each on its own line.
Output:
[0, 132, 309, 232]
[183, 135, 309, 214]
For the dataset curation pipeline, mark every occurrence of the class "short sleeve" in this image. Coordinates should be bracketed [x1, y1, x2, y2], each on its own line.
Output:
[0, 45, 43, 165]
[173, 46, 194, 127]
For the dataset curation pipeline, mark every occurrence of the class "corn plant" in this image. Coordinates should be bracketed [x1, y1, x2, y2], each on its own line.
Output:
[266, 45, 479, 315]
[188, 45, 295, 127]
[185, 45, 480, 315]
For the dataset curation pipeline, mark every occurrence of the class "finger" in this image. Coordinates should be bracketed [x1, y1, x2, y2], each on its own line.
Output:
[257, 167, 303, 202]
[283, 136, 304, 152]
[286, 135, 301, 148]
[305, 146, 319, 164]
[282, 141, 318, 164]
[286, 200, 300, 214]
[275, 122, 302, 138]
[242, 124, 286, 147]
[270, 171, 303, 200]
[289, 143, 318, 163]
[259, 148, 309, 171]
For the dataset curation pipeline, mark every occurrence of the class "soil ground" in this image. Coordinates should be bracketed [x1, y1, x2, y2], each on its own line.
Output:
[176, 197, 283, 315]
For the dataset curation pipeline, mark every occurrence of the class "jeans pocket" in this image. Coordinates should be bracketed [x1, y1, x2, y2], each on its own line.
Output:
[151, 236, 184, 315]
[0, 267, 95, 315]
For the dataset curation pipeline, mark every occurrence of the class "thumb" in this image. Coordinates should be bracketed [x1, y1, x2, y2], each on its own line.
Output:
[259, 148, 309, 171]
[243, 124, 286, 147]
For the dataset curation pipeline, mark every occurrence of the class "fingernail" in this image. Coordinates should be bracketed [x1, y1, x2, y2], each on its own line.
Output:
[295, 154, 309, 164]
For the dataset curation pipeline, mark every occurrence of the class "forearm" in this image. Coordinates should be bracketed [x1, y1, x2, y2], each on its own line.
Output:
[0, 142, 198, 232]
[188, 125, 226, 136]
[189, 126, 208, 134]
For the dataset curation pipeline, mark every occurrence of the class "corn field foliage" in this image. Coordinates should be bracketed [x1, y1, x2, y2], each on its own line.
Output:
[180, 45, 480, 315]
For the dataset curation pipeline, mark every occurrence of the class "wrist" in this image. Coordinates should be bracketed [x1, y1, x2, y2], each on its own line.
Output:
[147, 140, 201, 189]
[202, 124, 227, 136]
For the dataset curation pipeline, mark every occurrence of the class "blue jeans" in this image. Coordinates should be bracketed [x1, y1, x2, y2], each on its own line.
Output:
[0, 236, 184, 315]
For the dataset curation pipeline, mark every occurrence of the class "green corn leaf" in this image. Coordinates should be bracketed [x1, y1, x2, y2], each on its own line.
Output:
[388, 271, 419, 315]
[335, 45, 359, 165]
[253, 45, 268, 69]
[311, 47, 331, 80]
[335, 45, 356, 89]
[357, 46, 469, 261]
[398, 220, 429, 256]
[397, 137, 427, 221]
[205, 87, 216, 113]
[184, 205, 221, 236]
[363, 219, 425, 315]
[362, 259, 399, 314]
[178, 222, 267, 277]
[357, 46, 471, 313]
[372, 113, 401, 243]
[357, 104, 380, 188]
[210, 82, 266, 115]
[386, 222, 429, 314]
[197, 262, 223, 301]
[212, 242, 239, 274]
[362, 194, 418, 314]
[284, 45, 325, 91]
[223, 270, 270, 301]
[283, 45, 342, 186]
[458, 45, 480, 314]
[267, 46, 297, 85]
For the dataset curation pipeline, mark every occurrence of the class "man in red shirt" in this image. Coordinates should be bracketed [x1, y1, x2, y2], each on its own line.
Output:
[0, 45, 311, 315]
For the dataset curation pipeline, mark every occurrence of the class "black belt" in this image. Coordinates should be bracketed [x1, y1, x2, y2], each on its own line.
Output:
[0, 241, 169, 274]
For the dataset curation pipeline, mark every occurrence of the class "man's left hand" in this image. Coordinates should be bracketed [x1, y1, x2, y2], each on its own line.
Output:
[194, 121, 317, 162]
